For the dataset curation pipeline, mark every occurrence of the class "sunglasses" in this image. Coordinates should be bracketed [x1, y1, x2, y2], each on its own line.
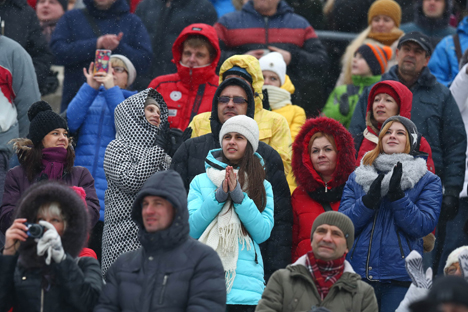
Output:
[218, 96, 247, 104]
[113, 66, 127, 74]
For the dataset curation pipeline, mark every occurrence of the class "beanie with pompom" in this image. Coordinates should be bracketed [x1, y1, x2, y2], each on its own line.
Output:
[27, 101, 68, 146]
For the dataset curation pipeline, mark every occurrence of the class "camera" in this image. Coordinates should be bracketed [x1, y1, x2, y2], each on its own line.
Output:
[24, 222, 45, 238]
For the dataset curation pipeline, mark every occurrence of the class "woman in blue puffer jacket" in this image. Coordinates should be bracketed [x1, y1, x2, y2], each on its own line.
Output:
[188, 115, 274, 312]
[339, 116, 442, 312]
[66, 54, 137, 260]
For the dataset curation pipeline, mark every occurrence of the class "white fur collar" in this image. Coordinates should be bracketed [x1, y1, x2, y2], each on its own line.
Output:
[355, 153, 427, 196]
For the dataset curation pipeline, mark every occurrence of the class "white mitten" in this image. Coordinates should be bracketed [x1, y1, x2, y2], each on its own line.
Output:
[36, 221, 65, 265]
[458, 248, 468, 281]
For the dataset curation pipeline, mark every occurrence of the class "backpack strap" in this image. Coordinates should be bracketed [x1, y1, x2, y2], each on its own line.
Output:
[454, 33, 463, 64]
[321, 202, 333, 212]
[81, 8, 102, 37]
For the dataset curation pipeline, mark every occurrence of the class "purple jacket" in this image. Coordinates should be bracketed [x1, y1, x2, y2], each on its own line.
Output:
[0, 165, 100, 234]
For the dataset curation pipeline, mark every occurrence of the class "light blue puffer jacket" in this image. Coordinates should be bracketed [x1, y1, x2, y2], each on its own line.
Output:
[67, 83, 136, 221]
[188, 148, 274, 305]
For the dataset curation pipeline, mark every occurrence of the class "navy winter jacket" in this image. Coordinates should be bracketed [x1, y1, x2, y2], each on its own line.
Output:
[67, 83, 136, 221]
[339, 170, 442, 281]
[50, 0, 152, 111]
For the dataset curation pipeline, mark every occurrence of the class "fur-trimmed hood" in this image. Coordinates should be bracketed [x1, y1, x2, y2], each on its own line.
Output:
[292, 117, 356, 192]
[14, 181, 89, 268]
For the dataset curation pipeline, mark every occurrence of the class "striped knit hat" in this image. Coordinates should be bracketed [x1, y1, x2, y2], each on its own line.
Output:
[355, 43, 393, 75]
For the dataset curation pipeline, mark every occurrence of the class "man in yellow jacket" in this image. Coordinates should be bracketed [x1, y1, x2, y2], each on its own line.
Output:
[189, 55, 292, 176]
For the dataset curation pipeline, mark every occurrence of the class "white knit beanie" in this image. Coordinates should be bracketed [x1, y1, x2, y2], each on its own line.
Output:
[219, 115, 259, 152]
[111, 54, 137, 86]
[444, 246, 468, 274]
[259, 52, 286, 86]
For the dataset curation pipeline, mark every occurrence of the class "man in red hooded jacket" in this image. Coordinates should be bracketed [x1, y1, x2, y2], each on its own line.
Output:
[148, 23, 220, 131]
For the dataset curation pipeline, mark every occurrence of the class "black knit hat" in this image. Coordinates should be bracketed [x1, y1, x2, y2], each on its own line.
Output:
[355, 43, 393, 75]
[27, 101, 68, 146]
[380, 116, 419, 155]
[58, 0, 68, 12]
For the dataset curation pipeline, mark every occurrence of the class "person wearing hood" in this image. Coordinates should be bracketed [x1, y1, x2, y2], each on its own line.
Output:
[66, 54, 138, 261]
[172, 77, 292, 282]
[188, 115, 274, 310]
[290, 117, 356, 263]
[0, 101, 100, 235]
[339, 116, 442, 312]
[189, 55, 292, 176]
[0, 181, 102, 312]
[148, 23, 220, 132]
[50, 0, 152, 112]
[259, 52, 306, 142]
[401, 0, 456, 47]
[95, 170, 226, 311]
[101, 88, 172, 277]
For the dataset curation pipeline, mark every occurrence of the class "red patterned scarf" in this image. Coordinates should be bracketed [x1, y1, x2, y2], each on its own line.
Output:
[305, 250, 346, 300]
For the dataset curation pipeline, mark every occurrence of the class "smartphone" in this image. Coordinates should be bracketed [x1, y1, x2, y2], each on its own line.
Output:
[94, 49, 112, 74]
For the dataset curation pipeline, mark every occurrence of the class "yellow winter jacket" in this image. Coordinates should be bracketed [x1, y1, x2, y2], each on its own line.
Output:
[189, 55, 292, 176]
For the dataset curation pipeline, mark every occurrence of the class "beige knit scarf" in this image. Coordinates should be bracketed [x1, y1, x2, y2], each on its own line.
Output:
[199, 167, 252, 293]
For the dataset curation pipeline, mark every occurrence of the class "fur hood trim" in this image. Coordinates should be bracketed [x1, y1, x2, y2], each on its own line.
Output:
[355, 153, 427, 196]
[292, 117, 356, 192]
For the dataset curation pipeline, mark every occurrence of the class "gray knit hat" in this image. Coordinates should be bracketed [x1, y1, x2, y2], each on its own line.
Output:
[380, 116, 419, 155]
[111, 54, 137, 87]
[219, 115, 259, 152]
[311, 211, 355, 250]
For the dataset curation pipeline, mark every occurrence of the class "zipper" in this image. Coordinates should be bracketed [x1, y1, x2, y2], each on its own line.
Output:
[325, 182, 328, 193]
[40, 288, 44, 312]
[264, 17, 269, 45]
[92, 100, 106, 177]
[365, 212, 379, 281]
[159, 274, 169, 304]
[350, 234, 361, 260]
[396, 231, 405, 259]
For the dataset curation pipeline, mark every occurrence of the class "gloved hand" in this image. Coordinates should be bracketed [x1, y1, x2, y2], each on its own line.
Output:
[388, 162, 405, 202]
[155, 121, 170, 154]
[181, 126, 192, 142]
[440, 195, 459, 222]
[167, 128, 184, 157]
[36, 221, 65, 265]
[362, 173, 384, 209]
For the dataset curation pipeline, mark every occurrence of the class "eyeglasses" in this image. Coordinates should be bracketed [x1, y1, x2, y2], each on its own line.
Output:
[218, 96, 247, 104]
[113, 66, 127, 74]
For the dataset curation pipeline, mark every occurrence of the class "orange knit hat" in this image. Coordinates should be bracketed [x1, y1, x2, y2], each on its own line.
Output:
[355, 43, 393, 75]
[368, 0, 402, 27]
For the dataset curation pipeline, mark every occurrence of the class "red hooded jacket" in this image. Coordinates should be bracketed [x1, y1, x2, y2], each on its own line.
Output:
[356, 80, 435, 173]
[291, 117, 356, 262]
[148, 23, 220, 131]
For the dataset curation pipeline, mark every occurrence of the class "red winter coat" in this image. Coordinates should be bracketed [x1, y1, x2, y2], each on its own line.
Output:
[148, 23, 220, 131]
[291, 117, 356, 262]
[356, 80, 435, 173]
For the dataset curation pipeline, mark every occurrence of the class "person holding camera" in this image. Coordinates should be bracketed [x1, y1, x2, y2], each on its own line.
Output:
[0, 181, 102, 312]
[0, 101, 100, 235]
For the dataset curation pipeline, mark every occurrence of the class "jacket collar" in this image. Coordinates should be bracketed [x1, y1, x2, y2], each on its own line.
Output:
[351, 75, 381, 87]
[414, 0, 452, 30]
[384, 65, 438, 88]
[84, 0, 129, 18]
[243, 0, 293, 17]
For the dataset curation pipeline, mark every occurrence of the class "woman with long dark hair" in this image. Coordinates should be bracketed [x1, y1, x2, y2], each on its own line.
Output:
[188, 115, 274, 312]
[0, 101, 99, 234]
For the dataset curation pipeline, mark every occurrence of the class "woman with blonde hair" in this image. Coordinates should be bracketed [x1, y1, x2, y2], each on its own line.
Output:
[339, 116, 442, 312]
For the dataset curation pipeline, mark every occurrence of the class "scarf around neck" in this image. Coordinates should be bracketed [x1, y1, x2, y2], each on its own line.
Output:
[355, 153, 427, 196]
[41, 147, 68, 180]
[198, 166, 252, 293]
[263, 85, 292, 110]
[367, 28, 404, 46]
[306, 250, 346, 300]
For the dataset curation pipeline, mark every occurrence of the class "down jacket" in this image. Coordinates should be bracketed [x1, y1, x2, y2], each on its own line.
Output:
[148, 23, 220, 131]
[189, 54, 292, 176]
[95, 170, 226, 312]
[67, 83, 136, 221]
[291, 117, 356, 262]
[172, 78, 292, 282]
[50, 0, 152, 111]
[256, 256, 378, 312]
[349, 65, 467, 197]
[101, 88, 171, 276]
[188, 149, 274, 305]
[339, 154, 442, 281]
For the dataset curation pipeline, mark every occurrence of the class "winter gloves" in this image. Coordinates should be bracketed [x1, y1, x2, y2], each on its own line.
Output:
[387, 162, 405, 202]
[362, 173, 384, 209]
[36, 221, 65, 265]
[440, 195, 459, 222]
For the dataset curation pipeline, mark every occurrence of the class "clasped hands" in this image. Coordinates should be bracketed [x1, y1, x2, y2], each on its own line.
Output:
[362, 162, 404, 209]
[216, 166, 244, 204]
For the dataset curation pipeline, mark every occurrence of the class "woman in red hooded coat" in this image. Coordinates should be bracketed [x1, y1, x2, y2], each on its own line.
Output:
[291, 117, 356, 262]
[355, 80, 435, 173]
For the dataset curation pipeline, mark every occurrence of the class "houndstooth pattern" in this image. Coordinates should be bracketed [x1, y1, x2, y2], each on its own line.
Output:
[101, 88, 171, 277]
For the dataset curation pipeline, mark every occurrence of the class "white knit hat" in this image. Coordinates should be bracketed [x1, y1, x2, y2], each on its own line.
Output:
[259, 52, 286, 86]
[219, 115, 259, 152]
[111, 54, 137, 87]
[444, 246, 468, 274]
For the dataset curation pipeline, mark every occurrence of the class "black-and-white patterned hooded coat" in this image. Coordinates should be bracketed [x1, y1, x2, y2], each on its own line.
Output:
[101, 88, 171, 276]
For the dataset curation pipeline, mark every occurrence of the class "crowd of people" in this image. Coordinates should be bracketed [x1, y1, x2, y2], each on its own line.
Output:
[2, 0, 468, 311]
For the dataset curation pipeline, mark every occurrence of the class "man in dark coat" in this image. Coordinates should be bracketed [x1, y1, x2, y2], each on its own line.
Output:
[171, 77, 292, 282]
[0, 0, 53, 96]
[134, 0, 218, 90]
[95, 170, 226, 312]
[50, 0, 152, 111]
[214, 0, 328, 115]
[349, 32, 467, 274]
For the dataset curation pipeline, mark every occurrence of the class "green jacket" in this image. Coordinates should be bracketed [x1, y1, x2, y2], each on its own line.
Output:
[322, 75, 381, 129]
[256, 255, 378, 312]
